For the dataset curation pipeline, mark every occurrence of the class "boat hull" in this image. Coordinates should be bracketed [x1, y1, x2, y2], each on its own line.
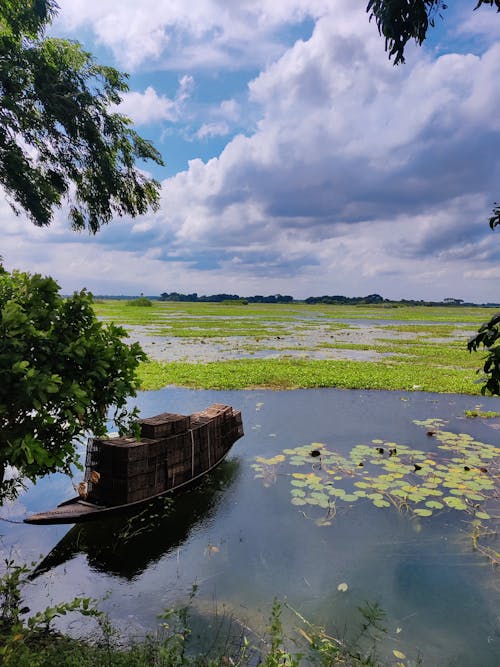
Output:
[24, 404, 243, 525]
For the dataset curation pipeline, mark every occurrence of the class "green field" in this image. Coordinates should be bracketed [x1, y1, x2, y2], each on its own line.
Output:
[93, 300, 497, 394]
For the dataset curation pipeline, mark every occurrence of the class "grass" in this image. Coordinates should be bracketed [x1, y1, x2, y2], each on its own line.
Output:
[464, 409, 500, 418]
[138, 358, 479, 393]
[93, 300, 496, 325]
[91, 301, 493, 394]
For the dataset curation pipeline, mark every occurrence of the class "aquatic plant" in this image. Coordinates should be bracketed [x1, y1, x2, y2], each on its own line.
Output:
[127, 297, 153, 307]
[138, 358, 478, 393]
[252, 419, 499, 529]
[92, 300, 499, 394]
[464, 409, 500, 419]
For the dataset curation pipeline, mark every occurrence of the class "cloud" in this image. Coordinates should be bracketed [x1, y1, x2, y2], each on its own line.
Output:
[55, 0, 333, 70]
[117, 77, 194, 125]
[454, 1, 500, 46]
[3, 1, 500, 303]
[131, 11, 499, 299]
[196, 122, 230, 139]
[220, 99, 241, 121]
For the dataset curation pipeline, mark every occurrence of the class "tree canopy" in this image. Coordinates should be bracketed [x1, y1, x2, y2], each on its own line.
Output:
[367, 1, 500, 65]
[468, 313, 500, 395]
[0, 266, 146, 495]
[0, 0, 164, 233]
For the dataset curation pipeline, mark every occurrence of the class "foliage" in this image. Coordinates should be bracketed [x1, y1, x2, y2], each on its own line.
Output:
[467, 312, 500, 395]
[464, 408, 500, 418]
[0, 0, 163, 232]
[489, 202, 500, 230]
[367, 0, 447, 65]
[0, 558, 100, 666]
[367, 1, 499, 66]
[159, 292, 294, 303]
[262, 598, 300, 667]
[138, 357, 478, 393]
[127, 297, 153, 307]
[156, 584, 198, 667]
[0, 267, 146, 491]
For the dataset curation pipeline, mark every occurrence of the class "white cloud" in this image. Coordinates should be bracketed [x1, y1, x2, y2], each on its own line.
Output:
[132, 12, 499, 300]
[220, 99, 241, 121]
[55, 0, 335, 70]
[196, 122, 230, 139]
[117, 77, 194, 125]
[3, 1, 500, 302]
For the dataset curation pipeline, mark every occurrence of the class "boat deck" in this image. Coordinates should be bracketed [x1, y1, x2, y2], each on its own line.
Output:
[25, 500, 107, 524]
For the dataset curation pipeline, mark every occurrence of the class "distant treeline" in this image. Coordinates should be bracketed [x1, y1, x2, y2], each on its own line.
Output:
[159, 292, 294, 303]
[156, 292, 499, 306]
[91, 293, 500, 307]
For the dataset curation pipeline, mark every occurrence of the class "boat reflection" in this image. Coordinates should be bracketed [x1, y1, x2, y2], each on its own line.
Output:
[31, 458, 240, 580]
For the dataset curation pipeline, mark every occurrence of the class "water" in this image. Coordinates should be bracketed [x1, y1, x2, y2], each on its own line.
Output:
[1, 387, 499, 665]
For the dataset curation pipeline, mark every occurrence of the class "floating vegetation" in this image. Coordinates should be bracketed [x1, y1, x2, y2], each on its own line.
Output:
[252, 419, 499, 532]
[464, 409, 500, 419]
[94, 300, 492, 393]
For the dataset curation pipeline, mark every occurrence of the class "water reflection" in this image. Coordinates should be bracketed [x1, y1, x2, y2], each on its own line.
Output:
[31, 458, 240, 581]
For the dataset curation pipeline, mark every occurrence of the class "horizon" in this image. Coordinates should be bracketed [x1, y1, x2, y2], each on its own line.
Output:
[86, 291, 500, 306]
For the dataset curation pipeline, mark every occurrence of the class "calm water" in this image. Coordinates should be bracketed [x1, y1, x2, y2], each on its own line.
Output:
[1, 387, 499, 666]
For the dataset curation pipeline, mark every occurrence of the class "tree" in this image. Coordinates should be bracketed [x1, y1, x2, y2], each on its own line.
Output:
[488, 203, 500, 231]
[468, 314, 500, 395]
[0, 0, 163, 233]
[0, 266, 146, 494]
[366, 1, 500, 66]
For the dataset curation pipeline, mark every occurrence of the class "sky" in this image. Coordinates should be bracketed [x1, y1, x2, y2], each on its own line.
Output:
[2, 0, 500, 302]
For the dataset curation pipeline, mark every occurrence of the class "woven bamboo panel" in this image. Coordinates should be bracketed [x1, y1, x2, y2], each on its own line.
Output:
[139, 413, 191, 439]
[85, 404, 243, 505]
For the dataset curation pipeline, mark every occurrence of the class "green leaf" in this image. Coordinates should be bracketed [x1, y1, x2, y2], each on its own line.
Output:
[373, 499, 391, 508]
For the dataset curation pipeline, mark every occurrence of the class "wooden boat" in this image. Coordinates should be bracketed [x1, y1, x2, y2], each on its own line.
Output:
[24, 403, 243, 525]
[29, 459, 240, 580]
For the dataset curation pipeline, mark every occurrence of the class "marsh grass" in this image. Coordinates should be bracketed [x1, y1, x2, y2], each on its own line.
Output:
[93, 301, 493, 394]
[465, 409, 500, 419]
[138, 358, 478, 393]
[94, 301, 495, 324]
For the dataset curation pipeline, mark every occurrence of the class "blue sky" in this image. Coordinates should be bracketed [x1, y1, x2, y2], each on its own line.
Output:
[2, 0, 500, 301]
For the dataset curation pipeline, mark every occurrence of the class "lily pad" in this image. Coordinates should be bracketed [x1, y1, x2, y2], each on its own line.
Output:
[373, 499, 391, 508]
[425, 501, 444, 509]
[253, 418, 499, 529]
[414, 508, 433, 517]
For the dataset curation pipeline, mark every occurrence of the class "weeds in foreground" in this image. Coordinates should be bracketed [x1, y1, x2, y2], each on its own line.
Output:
[0, 560, 425, 667]
[0, 559, 100, 665]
